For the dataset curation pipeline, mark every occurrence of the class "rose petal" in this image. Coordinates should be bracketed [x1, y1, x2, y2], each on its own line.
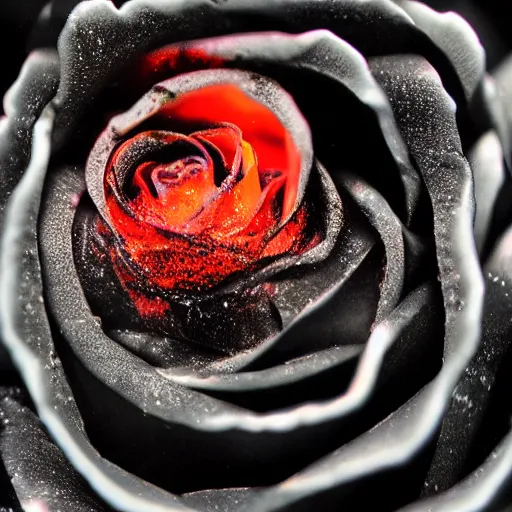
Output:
[0, 48, 59, 221]
[181, 488, 254, 512]
[159, 346, 362, 414]
[161, 345, 362, 393]
[338, 173, 405, 322]
[237, 284, 437, 511]
[0, 49, 58, 373]
[483, 75, 511, 172]
[0, 106, 187, 511]
[419, 217, 512, 495]
[469, 131, 505, 254]
[364, 53, 484, 503]
[398, 428, 512, 511]
[193, 125, 242, 178]
[396, 0, 485, 105]
[204, 140, 264, 237]
[0, 396, 109, 511]
[493, 56, 512, 168]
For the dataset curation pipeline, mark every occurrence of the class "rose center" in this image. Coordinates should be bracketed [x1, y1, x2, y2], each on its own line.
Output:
[91, 74, 323, 299]
[151, 156, 208, 197]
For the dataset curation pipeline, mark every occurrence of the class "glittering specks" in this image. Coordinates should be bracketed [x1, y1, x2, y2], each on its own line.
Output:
[81, 70, 330, 331]
[2, 0, 509, 510]
[370, 55, 478, 329]
[0, 398, 108, 511]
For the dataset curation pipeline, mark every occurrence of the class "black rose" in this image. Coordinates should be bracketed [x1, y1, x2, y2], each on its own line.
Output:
[2, 0, 512, 511]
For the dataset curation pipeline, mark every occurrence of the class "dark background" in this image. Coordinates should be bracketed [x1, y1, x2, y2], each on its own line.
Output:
[0, 0, 512, 116]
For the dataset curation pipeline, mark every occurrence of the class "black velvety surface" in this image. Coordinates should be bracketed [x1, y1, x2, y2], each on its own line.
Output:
[2, 1, 512, 511]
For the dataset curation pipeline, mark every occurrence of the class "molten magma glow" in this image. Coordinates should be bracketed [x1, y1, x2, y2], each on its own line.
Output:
[103, 82, 317, 302]
[116, 126, 267, 236]
[139, 46, 226, 82]
[157, 84, 301, 220]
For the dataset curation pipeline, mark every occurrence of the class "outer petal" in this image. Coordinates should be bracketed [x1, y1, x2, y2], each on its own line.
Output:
[368, 54, 484, 505]
[0, 107, 192, 511]
[237, 284, 440, 511]
[469, 131, 505, 254]
[0, 396, 110, 512]
[163, 345, 362, 394]
[417, 221, 512, 498]
[399, 429, 512, 512]
[400, 223, 512, 509]
[0, 49, 59, 219]
[494, 55, 512, 166]
[396, 0, 485, 105]
[51, 0, 470, 148]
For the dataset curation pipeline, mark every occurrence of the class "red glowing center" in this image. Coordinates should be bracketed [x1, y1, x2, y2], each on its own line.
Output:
[100, 79, 319, 317]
